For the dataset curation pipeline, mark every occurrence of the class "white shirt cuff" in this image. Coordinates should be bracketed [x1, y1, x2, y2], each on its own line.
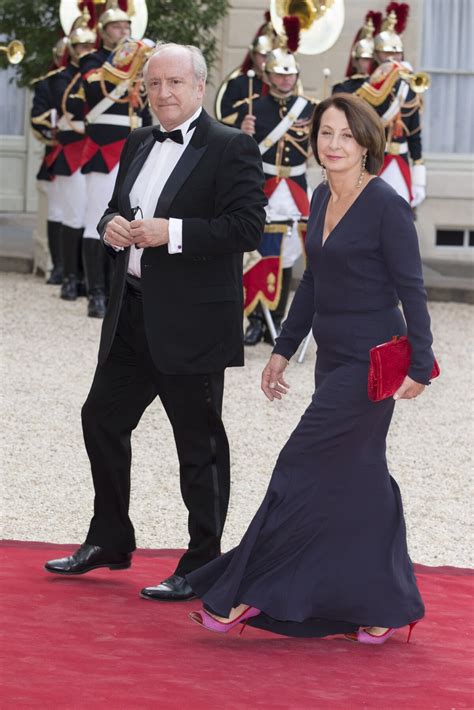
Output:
[168, 218, 183, 254]
[103, 234, 123, 252]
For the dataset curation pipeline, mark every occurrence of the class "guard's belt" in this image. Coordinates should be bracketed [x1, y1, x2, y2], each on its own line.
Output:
[262, 162, 307, 178]
[386, 141, 408, 155]
[88, 115, 143, 127]
[57, 117, 85, 132]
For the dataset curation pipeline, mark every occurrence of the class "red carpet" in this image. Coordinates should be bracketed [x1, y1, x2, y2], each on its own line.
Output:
[1, 541, 473, 709]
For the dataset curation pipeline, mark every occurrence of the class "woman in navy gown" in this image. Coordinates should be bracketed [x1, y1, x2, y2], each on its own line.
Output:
[187, 94, 435, 644]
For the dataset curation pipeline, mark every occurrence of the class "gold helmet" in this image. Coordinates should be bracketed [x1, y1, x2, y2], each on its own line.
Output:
[52, 37, 68, 67]
[98, 0, 131, 32]
[264, 47, 299, 75]
[251, 32, 275, 56]
[352, 17, 375, 60]
[69, 8, 97, 47]
[374, 10, 404, 54]
[250, 16, 275, 56]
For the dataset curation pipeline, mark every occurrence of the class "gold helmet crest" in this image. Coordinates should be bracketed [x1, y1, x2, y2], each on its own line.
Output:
[352, 17, 375, 60]
[69, 7, 97, 47]
[374, 10, 404, 54]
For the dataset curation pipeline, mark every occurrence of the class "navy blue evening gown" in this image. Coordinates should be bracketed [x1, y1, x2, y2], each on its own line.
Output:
[187, 178, 434, 637]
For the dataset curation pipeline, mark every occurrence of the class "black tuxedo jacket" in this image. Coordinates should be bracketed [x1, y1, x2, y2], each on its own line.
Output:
[97, 109, 267, 375]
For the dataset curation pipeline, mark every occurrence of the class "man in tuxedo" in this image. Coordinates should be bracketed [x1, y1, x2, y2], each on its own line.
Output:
[45, 44, 267, 601]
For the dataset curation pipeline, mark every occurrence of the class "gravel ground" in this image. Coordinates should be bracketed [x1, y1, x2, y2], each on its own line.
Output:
[1, 272, 472, 568]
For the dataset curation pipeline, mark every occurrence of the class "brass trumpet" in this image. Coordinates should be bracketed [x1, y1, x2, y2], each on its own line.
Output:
[0, 39, 26, 65]
[400, 70, 431, 94]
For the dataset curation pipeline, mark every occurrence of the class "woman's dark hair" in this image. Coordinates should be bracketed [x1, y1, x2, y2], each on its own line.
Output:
[310, 93, 386, 175]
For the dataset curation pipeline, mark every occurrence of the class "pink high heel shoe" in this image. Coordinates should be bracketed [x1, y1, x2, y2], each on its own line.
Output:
[189, 606, 260, 635]
[346, 621, 419, 645]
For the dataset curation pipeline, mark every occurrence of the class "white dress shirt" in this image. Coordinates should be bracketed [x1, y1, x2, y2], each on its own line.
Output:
[124, 106, 202, 278]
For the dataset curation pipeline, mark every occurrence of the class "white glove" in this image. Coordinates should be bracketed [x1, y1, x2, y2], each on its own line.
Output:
[411, 164, 426, 207]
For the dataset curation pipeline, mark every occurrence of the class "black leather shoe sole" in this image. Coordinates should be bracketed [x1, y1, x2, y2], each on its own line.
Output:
[44, 560, 132, 575]
[139, 590, 197, 602]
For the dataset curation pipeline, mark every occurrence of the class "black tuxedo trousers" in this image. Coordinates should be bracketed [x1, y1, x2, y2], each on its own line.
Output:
[83, 111, 266, 575]
[82, 286, 230, 575]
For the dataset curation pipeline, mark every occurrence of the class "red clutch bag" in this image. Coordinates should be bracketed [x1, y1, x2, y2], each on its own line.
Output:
[368, 335, 440, 402]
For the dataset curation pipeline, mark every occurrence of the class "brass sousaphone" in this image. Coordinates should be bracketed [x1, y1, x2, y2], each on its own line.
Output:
[270, 0, 345, 55]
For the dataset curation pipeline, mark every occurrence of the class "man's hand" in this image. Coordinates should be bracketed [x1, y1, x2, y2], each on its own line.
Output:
[393, 375, 425, 400]
[241, 114, 256, 136]
[261, 353, 290, 401]
[130, 218, 169, 248]
[104, 215, 133, 248]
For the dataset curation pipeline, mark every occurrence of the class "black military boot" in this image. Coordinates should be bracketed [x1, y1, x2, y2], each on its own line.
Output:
[60, 226, 83, 301]
[244, 306, 266, 346]
[82, 238, 107, 319]
[45, 220, 63, 285]
[264, 267, 293, 344]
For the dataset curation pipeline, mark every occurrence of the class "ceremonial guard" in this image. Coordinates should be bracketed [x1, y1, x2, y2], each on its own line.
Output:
[30, 38, 68, 285]
[332, 13, 380, 95]
[79, 0, 151, 318]
[48, 11, 96, 301]
[216, 13, 275, 125]
[357, 3, 429, 207]
[239, 27, 315, 345]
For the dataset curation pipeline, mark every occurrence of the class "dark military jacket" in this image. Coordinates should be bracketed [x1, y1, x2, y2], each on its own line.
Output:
[48, 61, 86, 176]
[357, 64, 423, 163]
[220, 72, 268, 125]
[332, 74, 369, 95]
[79, 46, 151, 174]
[238, 93, 314, 194]
[30, 70, 61, 180]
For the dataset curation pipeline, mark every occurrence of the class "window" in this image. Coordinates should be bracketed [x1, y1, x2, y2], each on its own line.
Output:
[436, 228, 473, 247]
[421, 0, 474, 153]
[0, 66, 25, 136]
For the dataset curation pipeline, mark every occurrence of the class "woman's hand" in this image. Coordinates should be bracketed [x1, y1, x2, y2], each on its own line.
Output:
[261, 354, 290, 401]
[393, 375, 425, 400]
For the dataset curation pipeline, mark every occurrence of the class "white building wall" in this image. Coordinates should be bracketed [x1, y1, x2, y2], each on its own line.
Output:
[1, 0, 473, 266]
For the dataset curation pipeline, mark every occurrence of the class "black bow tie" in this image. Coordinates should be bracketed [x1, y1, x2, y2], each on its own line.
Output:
[152, 127, 183, 144]
[152, 116, 200, 145]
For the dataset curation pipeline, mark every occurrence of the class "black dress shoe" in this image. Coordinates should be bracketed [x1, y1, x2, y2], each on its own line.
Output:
[46, 264, 63, 285]
[244, 319, 265, 346]
[87, 290, 107, 318]
[60, 275, 78, 301]
[44, 543, 132, 575]
[140, 574, 196, 601]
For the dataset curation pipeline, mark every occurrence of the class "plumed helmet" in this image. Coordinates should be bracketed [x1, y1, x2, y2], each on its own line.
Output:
[69, 7, 97, 46]
[264, 47, 299, 75]
[98, 0, 131, 32]
[52, 37, 68, 67]
[251, 32, 275, 56]
[374, 10, 404, 53]
[352, 17, 375, 60]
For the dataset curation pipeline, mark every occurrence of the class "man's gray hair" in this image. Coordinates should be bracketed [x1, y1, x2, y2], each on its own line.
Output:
[143, 43, 208, 84]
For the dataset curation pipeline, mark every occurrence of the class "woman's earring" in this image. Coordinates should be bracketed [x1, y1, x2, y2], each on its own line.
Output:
[357, 153, 367, 188]
[321, 164, 327, 184]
